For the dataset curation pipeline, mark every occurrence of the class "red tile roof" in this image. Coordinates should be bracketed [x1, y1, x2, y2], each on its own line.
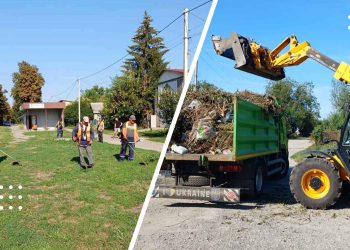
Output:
[164, 69, 184, 74]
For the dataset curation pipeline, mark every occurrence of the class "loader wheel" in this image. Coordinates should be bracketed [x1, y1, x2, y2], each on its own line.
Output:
[290, 158, 342, 209]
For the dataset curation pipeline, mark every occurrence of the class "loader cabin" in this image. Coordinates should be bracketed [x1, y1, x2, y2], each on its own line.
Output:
[20, 102, 66, 130]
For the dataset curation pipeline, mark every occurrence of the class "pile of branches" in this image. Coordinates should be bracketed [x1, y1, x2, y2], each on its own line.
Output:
[171, 85, 279, 154]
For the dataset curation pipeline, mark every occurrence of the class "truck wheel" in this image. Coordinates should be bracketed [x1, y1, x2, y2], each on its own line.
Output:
[270, 151, 289, 180]
[290, 158, 342, 209]
[247, 164, 265, 197]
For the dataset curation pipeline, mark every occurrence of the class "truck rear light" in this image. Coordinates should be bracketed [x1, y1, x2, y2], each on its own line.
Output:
[219, 165, 242, 173]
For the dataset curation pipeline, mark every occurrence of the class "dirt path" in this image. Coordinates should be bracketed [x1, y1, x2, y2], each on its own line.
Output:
[135, 139, 350, 250]
[10, 125, 34, 144]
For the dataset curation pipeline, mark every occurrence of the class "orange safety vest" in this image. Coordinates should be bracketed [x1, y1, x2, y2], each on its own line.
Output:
[77, 123, 91, 143]
[122, 121, 138, 142]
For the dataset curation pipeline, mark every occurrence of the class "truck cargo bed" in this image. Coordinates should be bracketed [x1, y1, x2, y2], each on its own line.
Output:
[167, 96, 281, 162]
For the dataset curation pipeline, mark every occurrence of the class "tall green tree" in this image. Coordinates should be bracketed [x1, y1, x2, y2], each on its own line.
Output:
[64, 100, 93, 126]
[117, 11, 168, 126]
[0, 84, 11, 122]
[331, 79, 350, 112]
[82, 85, 108, 103]
[157, 88, 180, 125]
[105, 73, 144, 122]
[11, 61, 45, 121]
[266, 78, 320, 136]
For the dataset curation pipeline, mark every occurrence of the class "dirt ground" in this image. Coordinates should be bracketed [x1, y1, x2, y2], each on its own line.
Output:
[135, 139, 350, 250]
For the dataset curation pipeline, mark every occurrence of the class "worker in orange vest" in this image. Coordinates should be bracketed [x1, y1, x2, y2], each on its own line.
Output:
[119, 115, 139, 161]
[72, 116, 95, 169]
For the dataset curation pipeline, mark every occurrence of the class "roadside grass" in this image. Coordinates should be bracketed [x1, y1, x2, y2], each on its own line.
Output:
[64, 126, 167, 143]
[291, 142, 337, 163]
[0, 127, 12, 148]
[139, 129, 168, 143]
[0, 127, 158, 249]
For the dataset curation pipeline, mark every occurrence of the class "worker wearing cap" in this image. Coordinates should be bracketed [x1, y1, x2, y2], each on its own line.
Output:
[72, 116, 95, 169]
[119, 115, 139, 161]
[97, 116, 105, 143]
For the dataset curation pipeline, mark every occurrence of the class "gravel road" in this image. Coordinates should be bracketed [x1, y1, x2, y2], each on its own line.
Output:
[135, 139, 350, 250]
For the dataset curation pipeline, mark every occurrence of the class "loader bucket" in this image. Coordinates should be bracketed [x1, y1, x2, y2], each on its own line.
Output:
[212, 32, 285, 81]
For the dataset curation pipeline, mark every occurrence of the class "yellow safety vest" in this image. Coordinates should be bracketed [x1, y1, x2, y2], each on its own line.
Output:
[77, 123, 91, 143]
[122, 121, 138, 142]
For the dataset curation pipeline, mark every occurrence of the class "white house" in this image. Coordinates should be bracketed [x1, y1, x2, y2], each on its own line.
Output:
[153, 69, 184, 128]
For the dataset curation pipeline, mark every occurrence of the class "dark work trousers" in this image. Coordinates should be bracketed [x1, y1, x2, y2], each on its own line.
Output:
[78, 145, 94, 167]
[120, 138, 135, 160]
[57, 130, 63, 138]
[98, 131, 103, 142]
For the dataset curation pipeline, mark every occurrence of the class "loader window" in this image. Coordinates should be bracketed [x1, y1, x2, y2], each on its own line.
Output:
[342, 120, 350, 145]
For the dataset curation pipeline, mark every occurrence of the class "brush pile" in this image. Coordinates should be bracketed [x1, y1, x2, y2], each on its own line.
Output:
[171, 85, 279, 154]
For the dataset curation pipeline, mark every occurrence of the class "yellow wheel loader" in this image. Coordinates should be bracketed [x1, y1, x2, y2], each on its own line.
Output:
[212, 32, 350, 209]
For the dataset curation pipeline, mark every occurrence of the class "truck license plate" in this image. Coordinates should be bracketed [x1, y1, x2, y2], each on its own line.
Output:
[153, 186, 240, 203]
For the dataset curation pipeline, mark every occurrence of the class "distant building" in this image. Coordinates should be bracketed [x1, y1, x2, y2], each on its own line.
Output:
[154, 69, 184, 128]
[158, 69, 184, 93]
[90, 102, 104, 126]
[59, 100, 73, 106]
[20, 102, 66, 130]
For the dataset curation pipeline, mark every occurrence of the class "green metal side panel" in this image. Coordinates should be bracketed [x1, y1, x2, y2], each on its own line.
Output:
[233, 96, 279, 161]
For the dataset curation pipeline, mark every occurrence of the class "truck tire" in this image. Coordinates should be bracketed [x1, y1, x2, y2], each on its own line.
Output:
[247, 164, 265, 197]
[179, 176, 210, 186]
[270, 151, 289, 180]
[290, 158, 342, 209]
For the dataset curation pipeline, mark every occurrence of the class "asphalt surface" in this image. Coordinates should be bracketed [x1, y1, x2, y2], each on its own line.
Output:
[134, 139, 350, 250]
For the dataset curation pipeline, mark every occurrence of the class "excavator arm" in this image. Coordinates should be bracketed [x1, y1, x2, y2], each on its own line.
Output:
[212, 32, 350, 84]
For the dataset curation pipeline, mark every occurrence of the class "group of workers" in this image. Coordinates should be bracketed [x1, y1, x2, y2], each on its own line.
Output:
[66, 115, 139, 169]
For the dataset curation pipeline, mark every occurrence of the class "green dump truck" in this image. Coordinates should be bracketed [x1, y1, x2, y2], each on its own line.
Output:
[155, 96, 288, 203]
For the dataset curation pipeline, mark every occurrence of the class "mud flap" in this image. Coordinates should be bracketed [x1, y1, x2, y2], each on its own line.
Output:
[153, 186, 240, 203]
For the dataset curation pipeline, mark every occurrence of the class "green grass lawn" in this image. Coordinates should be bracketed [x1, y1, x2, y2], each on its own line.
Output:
[291, 142, 337, 163]
[138, 129, 168, 143]
[65, 125, 167, 143]
[0, 127, 158, 249]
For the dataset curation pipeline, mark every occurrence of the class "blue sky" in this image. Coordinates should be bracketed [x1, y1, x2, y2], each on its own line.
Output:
[198, 0, 350, 118]
[0, 0, 210, 104]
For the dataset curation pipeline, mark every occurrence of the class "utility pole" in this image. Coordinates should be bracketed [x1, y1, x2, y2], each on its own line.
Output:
[194, 61, 198, 87]
[183, 8, 189, 89]
[78, 78, 81, 122]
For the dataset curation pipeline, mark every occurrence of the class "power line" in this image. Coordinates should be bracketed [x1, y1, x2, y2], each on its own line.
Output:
[79, 55, 128, 80]
[47, 80, 77, 101]
[77, 0, 212, 81]
[189, 0, 212, 12]
[190, 12, 205, 22]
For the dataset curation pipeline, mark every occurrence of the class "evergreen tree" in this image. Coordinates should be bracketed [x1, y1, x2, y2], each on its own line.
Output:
[0, 84, 11, 122]
[120, 11, 168, 126]
[11, 61, 45, 121]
